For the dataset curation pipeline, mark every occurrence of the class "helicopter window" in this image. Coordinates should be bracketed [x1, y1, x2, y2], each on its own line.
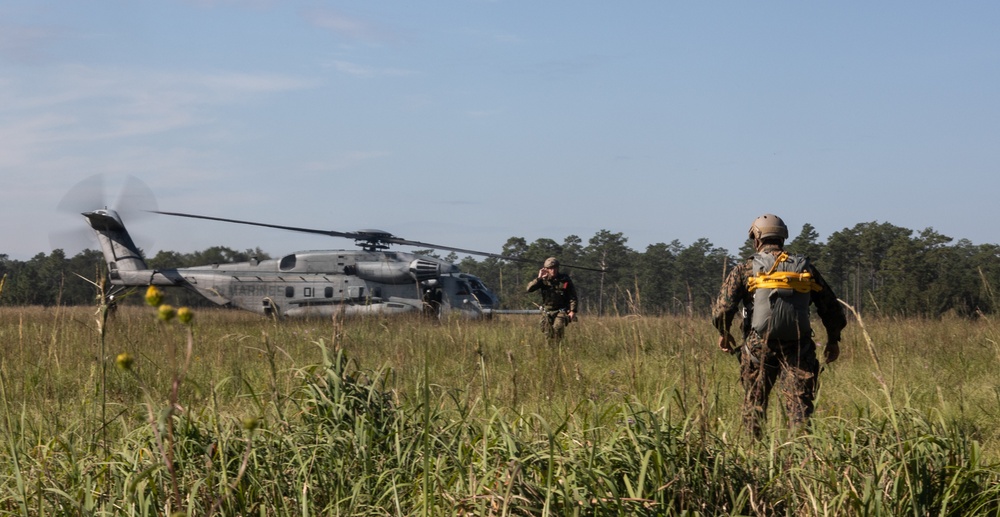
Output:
[304, 287, 314, 298]
[279, 255, 297, 271]
[285, 286, 294, 298]
[473, 290, 488, 303]
[324, 287, 334, 298]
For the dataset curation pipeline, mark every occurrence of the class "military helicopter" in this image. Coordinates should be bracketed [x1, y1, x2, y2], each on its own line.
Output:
[83, 207, 490, 318]
[81, 206, 603, 319]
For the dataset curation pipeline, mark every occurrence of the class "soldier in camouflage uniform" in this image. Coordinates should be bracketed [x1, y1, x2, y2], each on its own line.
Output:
[712, 214, 847, 438]
[527, 257, 578, 341]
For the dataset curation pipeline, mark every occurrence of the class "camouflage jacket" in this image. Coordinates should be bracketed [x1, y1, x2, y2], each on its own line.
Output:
[711, 244, 847, 343]
[526, 273, 578, 313]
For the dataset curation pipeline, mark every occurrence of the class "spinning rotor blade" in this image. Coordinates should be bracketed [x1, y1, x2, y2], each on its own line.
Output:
[151, 210, 608, 272]
[382, 236, 608, 273]
[56, 174, 107, 214]
[382, 235, 517, 260]
[58, 174, 158, 220]
[150, 211, 362, 240]
[115, 176, 158, 218]
[53, 174, 157, 253]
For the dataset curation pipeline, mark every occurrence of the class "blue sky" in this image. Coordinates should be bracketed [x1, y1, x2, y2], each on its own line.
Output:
[3, 1, 998, 261]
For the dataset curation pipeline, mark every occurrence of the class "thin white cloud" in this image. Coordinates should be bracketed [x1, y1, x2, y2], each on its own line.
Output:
[327, 59, 415, 78]
[0, 64, 318, 169]
[462, 28, 523, 45]
[3, 65, 317, 116]
[181, 0, 277, 7]
[0, 24, 63, 64]
[302, 150, 390, 173]
[303, 8, 398, 44]
[465, 109, 503, 118]
[198, 71, 320, 93]
[527, 55, 609, 80]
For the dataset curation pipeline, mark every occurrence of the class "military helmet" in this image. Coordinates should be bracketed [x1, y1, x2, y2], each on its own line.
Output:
[748, 214, 788, 241]
[543, 257, 560, 268]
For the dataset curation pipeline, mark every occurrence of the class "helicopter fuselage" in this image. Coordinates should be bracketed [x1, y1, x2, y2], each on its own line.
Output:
[86, 209, 498, 318]
[117, 249, 492, 318]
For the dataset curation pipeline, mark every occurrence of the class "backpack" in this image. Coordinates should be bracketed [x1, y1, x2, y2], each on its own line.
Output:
[747, 252, 822, 341]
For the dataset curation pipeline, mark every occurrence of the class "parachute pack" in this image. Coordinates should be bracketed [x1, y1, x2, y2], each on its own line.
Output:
[747, 252, 822, 341]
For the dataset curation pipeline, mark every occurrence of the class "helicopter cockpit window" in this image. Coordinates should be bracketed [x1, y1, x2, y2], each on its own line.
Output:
[472, 289, 492, 306]
[279, 254, 297, 271]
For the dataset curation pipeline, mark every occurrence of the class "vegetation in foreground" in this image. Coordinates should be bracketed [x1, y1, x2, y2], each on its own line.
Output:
[1, 300, 1000, 515]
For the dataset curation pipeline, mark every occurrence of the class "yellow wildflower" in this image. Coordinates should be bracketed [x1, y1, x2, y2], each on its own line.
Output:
[145, 285, 163, 307]
[116, 352, 134, 371]
[158, 304, 176, 322]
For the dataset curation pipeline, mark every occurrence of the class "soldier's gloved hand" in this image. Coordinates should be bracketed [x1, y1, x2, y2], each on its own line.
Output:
[824, 341, 840, 364]
[718, 334, 736, 353]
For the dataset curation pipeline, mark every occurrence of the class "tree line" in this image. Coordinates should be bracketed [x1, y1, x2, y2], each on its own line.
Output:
[458, 221, 1000, 318]
[3, 221, 998, 318]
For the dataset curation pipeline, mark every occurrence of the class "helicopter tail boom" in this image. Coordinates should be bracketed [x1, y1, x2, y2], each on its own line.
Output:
[83, 209, 149, 279]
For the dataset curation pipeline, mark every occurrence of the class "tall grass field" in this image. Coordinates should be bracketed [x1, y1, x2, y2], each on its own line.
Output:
[1, 299, 999, 515]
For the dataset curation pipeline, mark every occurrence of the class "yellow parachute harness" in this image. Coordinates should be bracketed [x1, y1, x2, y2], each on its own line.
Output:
[746, 252, 823, 294]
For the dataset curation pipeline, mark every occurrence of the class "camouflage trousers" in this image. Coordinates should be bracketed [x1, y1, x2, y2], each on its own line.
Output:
[739, 334, 820, 438]
[540, 310, 571, 340]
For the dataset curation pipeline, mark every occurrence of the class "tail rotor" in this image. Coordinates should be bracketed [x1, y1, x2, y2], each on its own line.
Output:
[50, 174, 158, 255]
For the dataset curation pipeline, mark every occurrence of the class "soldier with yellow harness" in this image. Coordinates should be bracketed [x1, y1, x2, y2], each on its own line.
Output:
[712, 214, 847, 438]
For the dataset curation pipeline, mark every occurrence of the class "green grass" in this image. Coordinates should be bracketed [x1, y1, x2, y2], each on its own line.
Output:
[0, 302, 999, 515]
